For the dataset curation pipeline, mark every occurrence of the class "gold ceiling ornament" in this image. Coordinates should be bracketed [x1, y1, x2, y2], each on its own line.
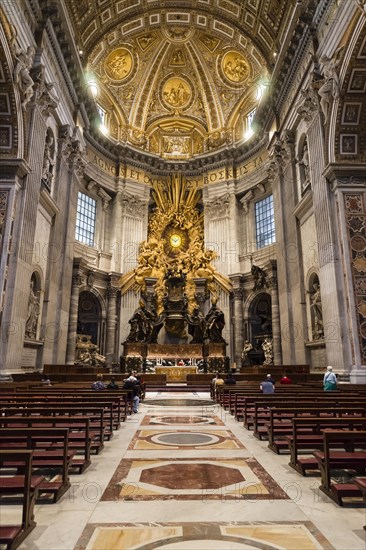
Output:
[199, 34, 220, 53]
[170, 48, 186, 66]
[163, 26, 193, 42]
[137, 33, 157, 51]
[120, 174, 232, 313]
[104, 47, 134, 81]
[162, 76, 192, 110]
[221, 51, 250, 84]
[87, 21, 264, 157]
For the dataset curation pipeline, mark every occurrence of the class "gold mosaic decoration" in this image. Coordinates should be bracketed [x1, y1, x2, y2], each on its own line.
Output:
[120, 175, 231, 313]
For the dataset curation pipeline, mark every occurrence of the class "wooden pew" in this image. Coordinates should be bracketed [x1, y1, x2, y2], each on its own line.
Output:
[0, 406, 106, 454]
[0, 450, 44, 550]
[313, 430, 366, 505]
[0, 395, 122, 433]
[287, 417, 366, 475]
[7, 388, 132, 422]
[248, 398, 366, 436]
[0, 428, 72, 503]
[0, 416, 91, 473]
[264, 405, 366, 446]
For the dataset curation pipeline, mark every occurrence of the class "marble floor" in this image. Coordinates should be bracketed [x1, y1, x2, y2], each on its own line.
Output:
[3, 391, 366, 550]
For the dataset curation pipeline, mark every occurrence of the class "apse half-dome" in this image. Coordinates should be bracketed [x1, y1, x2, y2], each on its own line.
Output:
[85, 24, 268, 158]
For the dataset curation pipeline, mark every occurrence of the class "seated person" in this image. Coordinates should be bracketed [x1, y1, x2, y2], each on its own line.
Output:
[260, 374, 275, 394]
[107, 377, 119, 389]
[224, 372, 236, 385]
[280, 374, 292, 384]
[124, 371, 137, 383]
[91, 373, 105, 391]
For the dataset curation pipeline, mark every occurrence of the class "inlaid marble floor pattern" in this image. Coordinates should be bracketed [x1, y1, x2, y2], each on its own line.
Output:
[11, 392, 366, 550]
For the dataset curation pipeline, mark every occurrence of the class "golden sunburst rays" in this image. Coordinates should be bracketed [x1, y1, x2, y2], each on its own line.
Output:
[151, 173, 200, 215]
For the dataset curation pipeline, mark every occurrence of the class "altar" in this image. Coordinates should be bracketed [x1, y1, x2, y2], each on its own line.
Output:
[155, 366, 197, 382]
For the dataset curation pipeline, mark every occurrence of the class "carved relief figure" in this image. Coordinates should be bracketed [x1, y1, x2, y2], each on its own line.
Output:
[251, 265, 268, 290]
[172, 49, 184, 64]
[13, 45, 35, 109]
[261, 337, 274, 366]
[318, 49, 342, 123]
[163, 79, 191, 108]
[223, 52, 249, 83]
[241, 340, 253, 364]
[42, 132, 55, 187]
[298, 138, 310, 190]
[25, 278, 40, 339]
[105, 48, 132, 80]
[309, 282, 324, 340]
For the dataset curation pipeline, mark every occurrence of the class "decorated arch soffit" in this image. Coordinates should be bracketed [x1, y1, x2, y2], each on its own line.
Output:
[65, 0, 296, 158]
[0, 6, 20, 159]
[334, 21, 366, 164]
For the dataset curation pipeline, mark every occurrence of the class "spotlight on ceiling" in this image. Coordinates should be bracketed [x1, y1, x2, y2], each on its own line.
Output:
[86, 80, 99, 100]
[99, 124, 108, 135]
[244, 128, 254, 141]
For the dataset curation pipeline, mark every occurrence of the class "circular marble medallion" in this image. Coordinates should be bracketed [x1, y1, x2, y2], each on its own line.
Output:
[162, 77, 192, 109]
[105, 48, 133, 81]
[351, 235, 366, 251]
[152, 432, 219, 446]
[222, 51, 249, 83]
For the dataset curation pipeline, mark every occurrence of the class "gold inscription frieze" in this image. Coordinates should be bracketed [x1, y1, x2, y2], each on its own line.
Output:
[236, 152, 267, 178]
[85, 148, 267, 185]
[85, 149, 117, 176]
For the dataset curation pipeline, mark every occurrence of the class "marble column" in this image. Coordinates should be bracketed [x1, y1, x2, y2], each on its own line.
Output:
[66, 268, 85, 364]
[105, 277, 120, 367]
